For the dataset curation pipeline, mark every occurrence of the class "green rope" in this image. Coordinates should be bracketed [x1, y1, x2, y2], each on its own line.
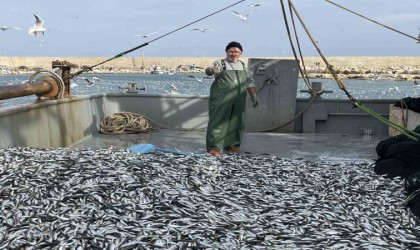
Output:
[355, 102, 420, 141]
[285, 0, 420, 141]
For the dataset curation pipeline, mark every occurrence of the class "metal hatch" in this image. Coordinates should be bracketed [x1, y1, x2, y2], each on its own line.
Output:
[245, 58, 299, 132]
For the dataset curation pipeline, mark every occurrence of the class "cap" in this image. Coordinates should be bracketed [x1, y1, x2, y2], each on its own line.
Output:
[225, 41, 243, 52]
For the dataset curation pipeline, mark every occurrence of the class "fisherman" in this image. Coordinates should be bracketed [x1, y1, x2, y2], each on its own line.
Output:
[204, 41, 258, 156]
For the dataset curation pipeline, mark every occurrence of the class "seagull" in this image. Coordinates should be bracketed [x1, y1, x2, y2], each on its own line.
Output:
[388, 86, 401, 93]
[0, 26, 22, 31]
[134, 31, 159, 38]
[167, 68, 177, 75]
[168, 64, 202, 75]
[232, 11, 250, 21]
[371, 74, 382, 81]
[249, 2, 264, 7]
[187, 75, 212, 83]
[371, 74, 396, 81]
[165, 84, 179, 94]
[76, 76, 103, 85]
[70, 80, 78, 88]
[176, 64, 203, 71]
[190, 28, 215, 33]
[92, 77, 103, 82]
[28, 13, 47, 36]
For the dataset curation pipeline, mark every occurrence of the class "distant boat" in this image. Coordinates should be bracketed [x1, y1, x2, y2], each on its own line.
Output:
[151, 66, 166, 74]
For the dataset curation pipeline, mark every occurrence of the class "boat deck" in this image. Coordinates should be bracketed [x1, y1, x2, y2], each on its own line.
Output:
[72, 129, 386, 162]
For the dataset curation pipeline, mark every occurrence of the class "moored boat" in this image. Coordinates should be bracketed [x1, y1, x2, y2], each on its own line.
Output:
[1, 1, 420, 248]
[0, 58, 400, 155]
[150, 66, 166, 74]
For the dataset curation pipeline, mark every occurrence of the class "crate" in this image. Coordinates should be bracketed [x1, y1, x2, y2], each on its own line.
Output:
[389, 105, 420, 136]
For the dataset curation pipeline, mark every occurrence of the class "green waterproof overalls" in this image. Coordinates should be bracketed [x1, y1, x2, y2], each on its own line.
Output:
[206, 60, 248, 151]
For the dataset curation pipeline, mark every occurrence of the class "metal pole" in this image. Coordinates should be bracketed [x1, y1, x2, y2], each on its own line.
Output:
[0, 79, 53, 100]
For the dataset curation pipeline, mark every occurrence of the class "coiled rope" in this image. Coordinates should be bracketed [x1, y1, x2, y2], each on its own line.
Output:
[100, 112, 157, 134]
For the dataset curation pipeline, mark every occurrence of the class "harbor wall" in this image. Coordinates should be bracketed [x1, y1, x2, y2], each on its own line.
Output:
[0, 56, 420, 70]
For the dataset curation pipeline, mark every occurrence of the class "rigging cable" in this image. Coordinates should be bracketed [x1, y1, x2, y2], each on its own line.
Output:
[69, 0, 245, 79]
[279, 0, 322, 95]
[239, 0, 323, 133]
[244, 0, 331, 133]
[325, 0, 420, 43]
[284, 0, 419, 141]
[243, 0, 322, 132]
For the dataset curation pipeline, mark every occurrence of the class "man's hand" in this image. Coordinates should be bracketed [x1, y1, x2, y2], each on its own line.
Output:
[251, 95, 259, 108]
[212, 65, 221, 74]
[205, 64, 222, 76]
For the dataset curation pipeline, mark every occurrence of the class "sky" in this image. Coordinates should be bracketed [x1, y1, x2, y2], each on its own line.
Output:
[0, 0, 419, 58]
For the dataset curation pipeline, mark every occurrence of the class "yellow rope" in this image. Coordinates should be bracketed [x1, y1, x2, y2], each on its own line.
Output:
[399, 99, 409, 129]
[100, 112, 157, 134]
[284, 0, 419, 140]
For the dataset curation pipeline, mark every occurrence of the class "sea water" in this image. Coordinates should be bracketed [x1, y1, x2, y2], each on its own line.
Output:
[1, 73, 419, 109]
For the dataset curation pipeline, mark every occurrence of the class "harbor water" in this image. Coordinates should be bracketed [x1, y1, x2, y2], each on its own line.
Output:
[0, 73, 419, 109]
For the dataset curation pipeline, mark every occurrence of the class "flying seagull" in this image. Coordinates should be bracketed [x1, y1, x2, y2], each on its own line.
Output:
[70, 79, 78, 88]
[168, 64, 203, 75]
[163, 84, 179, 94]
[187, 75, 212, 83]
[232, 11, 250, 21]
[0, 26, 22, 31]
[249, 2, 264, 7]
[28, 13, 47, 36]
[135, 31, 159, 38]
[177, 64, 203, 71]
[190, 28, 215, 33]
[76, 76, 103, 86]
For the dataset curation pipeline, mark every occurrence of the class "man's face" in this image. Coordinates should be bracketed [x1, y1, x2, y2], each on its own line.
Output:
[226, 47, 242, 62]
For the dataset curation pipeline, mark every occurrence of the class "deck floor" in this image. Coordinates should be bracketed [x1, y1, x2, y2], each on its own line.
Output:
[72, 129, 386, 162]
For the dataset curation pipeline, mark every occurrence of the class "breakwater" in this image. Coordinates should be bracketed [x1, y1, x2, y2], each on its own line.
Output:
[1, 56, 420, 68]
[1, 56, 420, 80]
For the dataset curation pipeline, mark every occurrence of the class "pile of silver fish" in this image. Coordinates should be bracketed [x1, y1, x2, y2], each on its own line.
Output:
[0, 147, 419, 249]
